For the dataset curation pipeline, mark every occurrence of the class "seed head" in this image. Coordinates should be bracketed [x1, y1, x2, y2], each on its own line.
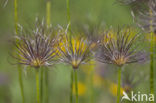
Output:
[96, 28, 146, 67]
[13, 21, 58, 68]
[58, 35, 93, 69]
[131, 0, 156, 33]
[14, 34, 57, 68]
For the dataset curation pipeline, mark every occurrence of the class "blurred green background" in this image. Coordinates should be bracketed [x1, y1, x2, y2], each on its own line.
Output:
[0, 0, 155, 103]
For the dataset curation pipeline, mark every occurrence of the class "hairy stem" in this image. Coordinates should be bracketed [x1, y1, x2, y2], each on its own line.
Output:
[70, 69, 74, 103]
[117, 67, 121, 103]
[36, 69, 40, 103]
[74, 70, 78, 103]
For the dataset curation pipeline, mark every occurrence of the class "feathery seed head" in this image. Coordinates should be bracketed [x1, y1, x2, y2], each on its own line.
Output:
[14, 34, 57, 68]
[131, 0, 156, 33]
[13, 20, 58, 68]
[96, 27, 146, 67]
[58, 35, 93, 69]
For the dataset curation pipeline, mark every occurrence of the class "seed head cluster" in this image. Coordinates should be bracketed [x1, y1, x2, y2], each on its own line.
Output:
[13, 22, 147, 69]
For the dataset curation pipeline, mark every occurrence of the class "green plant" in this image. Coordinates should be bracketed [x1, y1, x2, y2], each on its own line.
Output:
[96, 28, 146, 103]
[14, 0, 25, 103]
[13, 22, 58, 103]
[58, 35, 93, 103]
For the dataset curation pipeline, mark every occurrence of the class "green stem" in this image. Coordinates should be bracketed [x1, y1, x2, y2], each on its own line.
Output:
[14, 0, 18, 34]
[18, 66, 25, 103]
[149, 9, 154, 95]
[14, 0, 25, 103]
[67, 1, 73, 102]
[46, 0, 51, 27]
[117, 67, 121, 103]
[70, 69, 74, 103]
[45, 69, 49, 103]
[40, 68, 43, 103]
[150, 34, 154, 95]
[45, 1, 51, 102]
[66, 0, 71, 31]
[90, 68, 94, 103]
[36, 69, 40, 103]
[74, 70, 78, 103]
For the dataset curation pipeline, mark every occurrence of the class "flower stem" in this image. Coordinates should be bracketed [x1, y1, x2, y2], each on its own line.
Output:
[149, 9, 154, 95]
[117, 67, 121, 103]
[87, 62, 94, 103]
[74, 70, 78, 103]
[90, 68, 94, 103]
[36, 69, 40, 103]
[40, 68, 43, 103]
[150, 44, 154, 94]
[45, 1, 51, 102]
[46, 0, 51, 27]
[18, 66, 25, 103]
[45, 69, 49, 103]
[70, 69, 74, 103]
[66, 0, 71, 31]
[66, 1, 73, 102]
[14, 0, 18, 34]
[14, 0, 25, 103]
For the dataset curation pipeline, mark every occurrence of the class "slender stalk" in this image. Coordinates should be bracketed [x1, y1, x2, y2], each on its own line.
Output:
[90, 68, 94, 103]
[66, 0, 74, 102]
[45, 1, 51, 103]
[87, 63, 94, 103]
[66, 0, 71, 31]
[14, 0, 18, 34]
[36, 69, 40, 103]
[66, 0, 73, 102]
[18, 66, 25, 103]
[150, 46, 154, 94]
[74, 69, 78, 103]
[117, 67, 121, 103]
[149, 9, 154, 95]
[40, 68, 43, 103]
[45, 69, 49, 103]
[14, 0, 25, 103]
[70, 69, 74, 103]
[46, 0, 51, 27]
